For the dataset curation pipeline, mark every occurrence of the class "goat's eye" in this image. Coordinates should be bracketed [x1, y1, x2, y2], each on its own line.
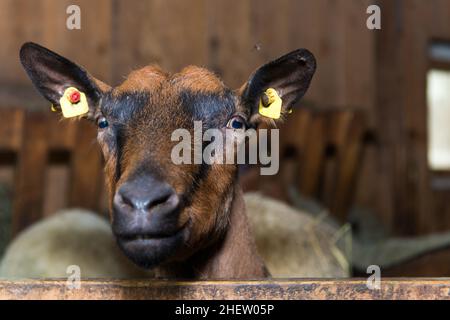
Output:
[227, 116, 246, 130]
[97, 117, 109, 129]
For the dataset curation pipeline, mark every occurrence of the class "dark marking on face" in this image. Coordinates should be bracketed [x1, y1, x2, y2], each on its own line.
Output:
[90, 68, 241, 268]
[180, 89, 236, 128]
[100, 91, 151, 123]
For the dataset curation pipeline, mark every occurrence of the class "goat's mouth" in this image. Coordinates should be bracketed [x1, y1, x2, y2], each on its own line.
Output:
[117, 228, 185, 242]
[115, 223, 189, 269]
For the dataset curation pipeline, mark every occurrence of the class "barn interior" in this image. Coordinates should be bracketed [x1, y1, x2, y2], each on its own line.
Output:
[1, 0, 450, 279]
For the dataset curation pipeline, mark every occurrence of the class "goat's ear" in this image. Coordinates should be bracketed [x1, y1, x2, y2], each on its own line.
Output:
[238, 48, 316, 124]
[19, 42, 109, 119]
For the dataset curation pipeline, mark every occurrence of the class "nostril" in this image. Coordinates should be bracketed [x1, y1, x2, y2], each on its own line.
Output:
[115, 183, 177, 213]
[149, 192, 172, 209]
[147, 187, 179, 212]
[118, 192, 137, 210]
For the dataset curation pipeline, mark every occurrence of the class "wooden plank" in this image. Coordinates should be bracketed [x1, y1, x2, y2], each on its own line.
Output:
[287, 0, 331, 107]
[279, 108, 312, 154]
[0, 279, 449, 300]
[353, 143, 378, 214]
[12, 112, 49, 236]
[68, 121, 103, 212]
[0, 109, 24, 151]
[47, 115, 78, 150]
[326, 111, 354, 148]
[46, 115, 82, 216]
[205, 0, 254, 88]
[398, 1, 430, 235]
[331, 113, 365, 219]
[374, 0, 402, 233]
[321, 111, 353, 208]
[340, 0, 376, 114]
[249, 0, 292, 66]
[43, 164, 69, 217]
[112, 0, 208, 83]
[298, 114, 326, 196]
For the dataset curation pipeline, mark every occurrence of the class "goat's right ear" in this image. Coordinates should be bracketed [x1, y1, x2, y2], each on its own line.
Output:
[19, 42, 109, 119]
[238, 48, 316, 125]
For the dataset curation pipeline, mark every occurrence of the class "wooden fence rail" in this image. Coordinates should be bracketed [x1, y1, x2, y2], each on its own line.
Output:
[0, 279, 449, 300]
[0, 109, 104, 236]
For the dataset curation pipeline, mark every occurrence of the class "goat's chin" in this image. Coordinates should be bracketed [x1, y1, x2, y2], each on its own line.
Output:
[115, 231, 186, 269]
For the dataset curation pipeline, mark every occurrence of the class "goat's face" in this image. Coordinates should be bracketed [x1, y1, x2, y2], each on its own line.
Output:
[20, 43, 316, 269]
[96, 67, 242, 268]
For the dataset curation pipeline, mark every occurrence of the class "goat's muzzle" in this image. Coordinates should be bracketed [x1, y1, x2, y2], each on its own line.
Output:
[111, 175, 188, 269]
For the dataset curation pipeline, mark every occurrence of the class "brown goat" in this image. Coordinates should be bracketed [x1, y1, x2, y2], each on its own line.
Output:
[19, 42, 316, 279]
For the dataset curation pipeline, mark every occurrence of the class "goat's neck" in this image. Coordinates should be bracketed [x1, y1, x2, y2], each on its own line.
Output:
[155, 187, 268, 279]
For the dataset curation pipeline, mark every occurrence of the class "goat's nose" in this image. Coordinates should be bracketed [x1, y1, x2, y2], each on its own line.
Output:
[114, 178, 178, 212]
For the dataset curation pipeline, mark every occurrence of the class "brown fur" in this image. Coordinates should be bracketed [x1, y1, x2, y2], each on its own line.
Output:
[115, 65, 168, 93]
[93, 66, 265, 278]
[173, 66, 228, 94]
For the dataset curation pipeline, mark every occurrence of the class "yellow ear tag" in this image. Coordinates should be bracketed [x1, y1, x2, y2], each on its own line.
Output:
[259, 88, 282, 119]
[59, 87, 89, 118]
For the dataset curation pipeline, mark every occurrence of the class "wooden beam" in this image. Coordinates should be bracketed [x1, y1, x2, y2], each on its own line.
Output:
[68, 121, 103, 212]
[0, 109, 24, 151]
[12, 112, 49, 236]
[0, 279, 449, 300]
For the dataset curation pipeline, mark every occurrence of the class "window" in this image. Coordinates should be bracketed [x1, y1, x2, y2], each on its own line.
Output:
[427, 41, 450, 171]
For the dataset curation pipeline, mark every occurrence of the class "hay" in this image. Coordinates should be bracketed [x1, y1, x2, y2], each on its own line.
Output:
[245, 192, 351, 278]
[0, 209, 152, 279]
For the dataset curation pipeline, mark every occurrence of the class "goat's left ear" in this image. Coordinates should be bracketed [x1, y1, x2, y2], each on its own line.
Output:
[19, 42, 109, 120]
[238, 49, 316, 124]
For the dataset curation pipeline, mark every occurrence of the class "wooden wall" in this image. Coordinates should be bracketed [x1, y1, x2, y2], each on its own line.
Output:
[0, 0, 375, 111]
[374, 0, 450, 235]
[2, 0, 450, 239]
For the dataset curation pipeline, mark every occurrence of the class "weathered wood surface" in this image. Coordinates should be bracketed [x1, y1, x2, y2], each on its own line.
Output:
[273, 109, 367, 219]
[0, 279, 449, 300]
